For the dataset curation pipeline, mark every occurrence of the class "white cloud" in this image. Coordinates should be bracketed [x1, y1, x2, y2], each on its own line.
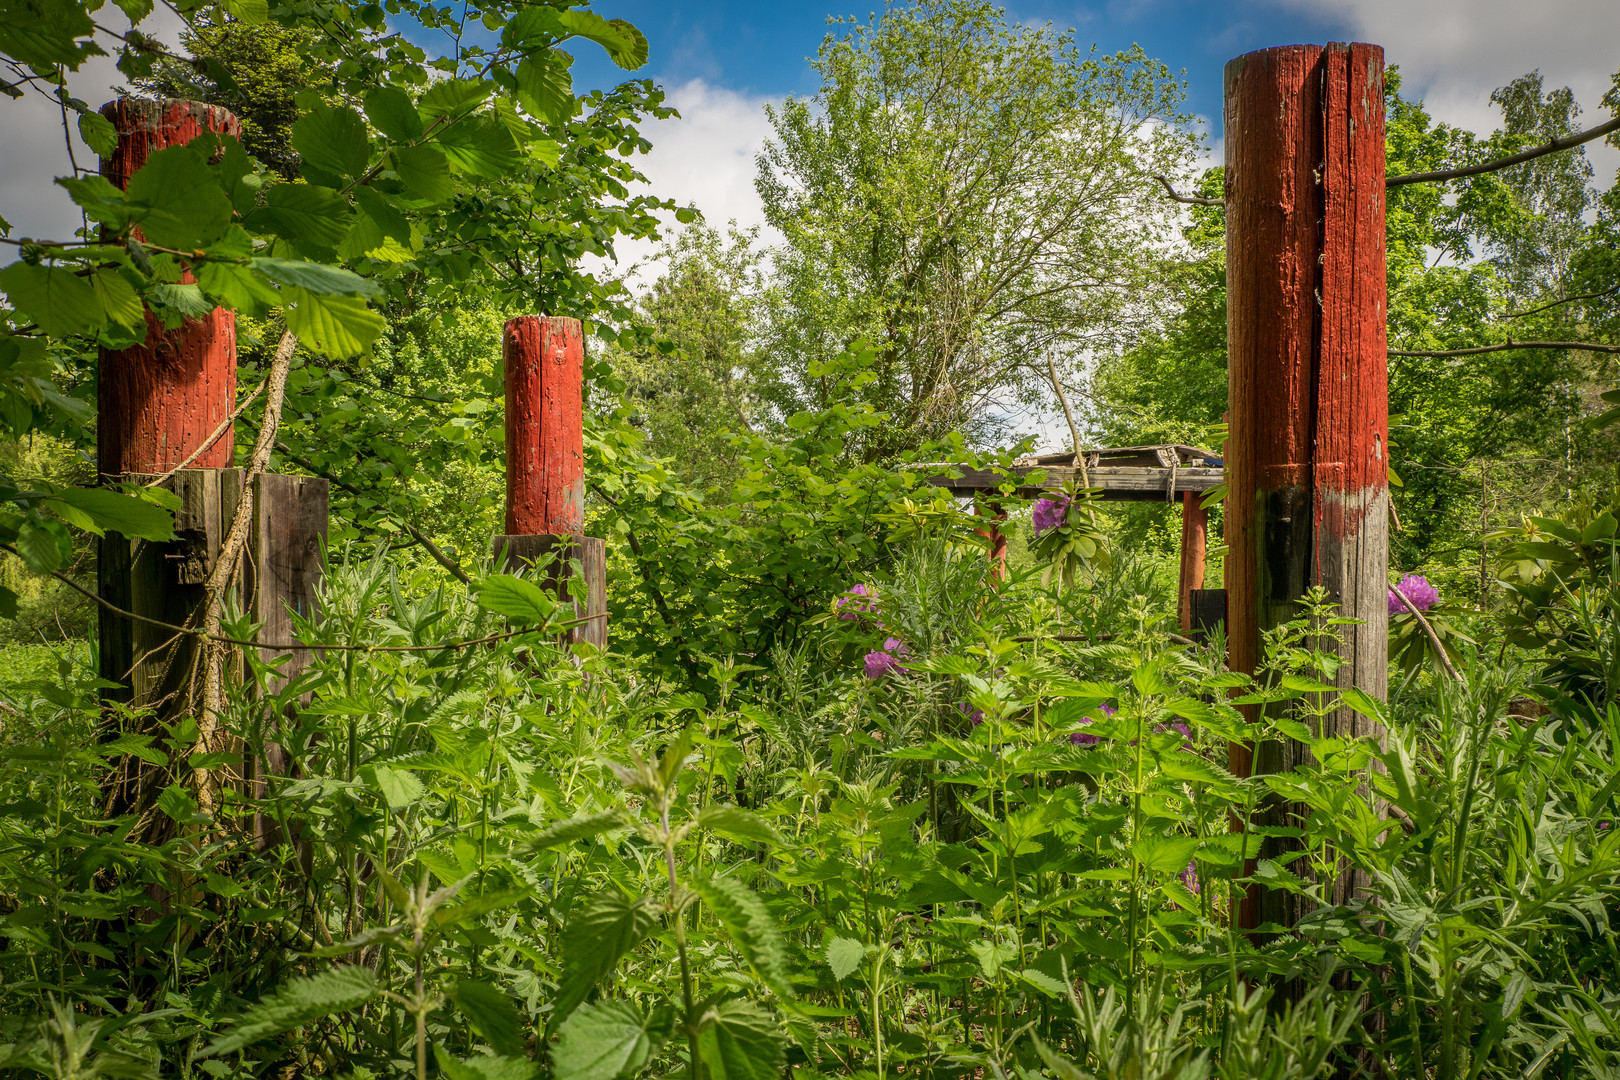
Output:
[588, 78, 778, 290]
[1268, 0, 1620, 180]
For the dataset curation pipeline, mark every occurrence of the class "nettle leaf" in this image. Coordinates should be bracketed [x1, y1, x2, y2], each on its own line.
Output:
[696, 999, 785, 1080]
[246, 183, 354, 253]
[0, 262, 102, 337]
[476, 574, 557, 623]
[282, 287, 384, 359]
[362, 763, 424, 810]
[200, 967, 378, 1057]
[552, 889, 660, 1029]
[693, 876, 792, 1001]
[293, 103, 372, 182]
[126, 145, 233, 250]
[515, 53, 574, 125]
[393, 143, 455, 203]
[1130, 834, 1200, 876]
[448, 980, 525, 1057]
[693, 805, 783, 848]
[824, 936, 864, 981]
[432, 1048, 541, 1080]
[554, 11, 648, 70]
[523, 810, 624, 853]
[553, 1000, 674, 1080]
[48, 487, 173, 540]
[364, 85, 423, 141]
[438, 115, 521, 179]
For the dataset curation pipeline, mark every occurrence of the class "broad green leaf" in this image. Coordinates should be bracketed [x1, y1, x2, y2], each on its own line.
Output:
[1016, 968, 1068, 998]
[216, 0, 268, 23]
[90, 269, 146, 333]
[693, 805, 783, 847]
[196, 260, 281, 317]
[432, 1048, 541, 1080]
[76, 110, 117, 157]
[56, 175, 130, 227]
[246, 183, 354, 253]
[552, 889, 659, 1028]
[393, 143, 456, 203]
[476, 574, 557, 623]
[553, 1000, 674, 1080]
[522, 810, 624, 853]
[824, 936, 864, 981]
[1131, 834, 1200, 876]
[126, 145, 233, 250]
[293, 103, 371, 182]
[155, 784, 200, 824]
[200, 967, 377, 1056]
[448, 980, 525, 1057]
[49, 487, 174, 540]
[968, 939, 1017, 979]
[419, 78, 490, 120]
[254, 258, 380, 298]
[438, 115, 521, 179]
[149, 283, 216, 322]
[0, 262, 102, 337]
[0, 0, 101, 71]
[283, 287, 385, 359]
[363, 763, 424, 810]
[365, 86, 423, 141]
[693, 876, 792, 1000]
[696, 999, 785, 1080]
[515, 53, 574, 125]
[554, 11, 648, 70]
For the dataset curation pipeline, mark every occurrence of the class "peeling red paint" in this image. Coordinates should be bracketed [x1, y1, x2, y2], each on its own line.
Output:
[504, 316, 585, 536]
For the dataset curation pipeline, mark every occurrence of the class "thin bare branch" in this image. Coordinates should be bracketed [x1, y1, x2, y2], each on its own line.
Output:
[1389, 340, 1620, 358]
[1386, 114, 1620, 188]
[1152, 174, 1223, 207]
[1502, 283, 1620, 320]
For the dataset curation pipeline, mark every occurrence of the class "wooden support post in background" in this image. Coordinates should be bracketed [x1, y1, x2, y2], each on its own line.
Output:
[97, 99, 239, 478]
[495, 316, 607, 648]
[975, 497, 1008, 582]
[1225, 43, 1389, 931]
[1176, 490, 1208, 632]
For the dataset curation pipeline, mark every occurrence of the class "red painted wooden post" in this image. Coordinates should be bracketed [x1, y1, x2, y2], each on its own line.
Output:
[496, 316, 605, 647]
[98, 98, 240, 477]
[1225, 43, 1389, 931]
[504, 316, 585, 536]
[1176, 491, 1207, 632]
[975, 498, 1008, 582]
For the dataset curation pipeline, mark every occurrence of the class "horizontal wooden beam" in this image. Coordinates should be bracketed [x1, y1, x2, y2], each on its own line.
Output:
[922, 464, 1224, 501]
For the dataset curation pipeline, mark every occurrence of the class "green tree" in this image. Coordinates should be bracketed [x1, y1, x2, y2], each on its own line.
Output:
[754, 0, 1197, 456]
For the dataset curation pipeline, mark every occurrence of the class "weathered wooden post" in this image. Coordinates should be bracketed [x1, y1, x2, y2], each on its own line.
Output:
[975, 498, 1008, 582]
[96, 98, 329, 823]
[1176, 491, 1208, 633]
[493, 316, 607, 647]
[1224, 44, 1389, 930]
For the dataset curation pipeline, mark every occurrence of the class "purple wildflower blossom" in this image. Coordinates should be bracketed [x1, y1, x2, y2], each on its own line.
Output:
[1178, 859, 1200, 896]
[1070, 702, 1115, 746]
[836, 583, 880, 621]
[863, 637, 912, 680]
[1388, 574, 1440, 616]
[1032, 496, 1072, 537]
[1156, 721, 1194, 748]
[957, 702, 985, 726]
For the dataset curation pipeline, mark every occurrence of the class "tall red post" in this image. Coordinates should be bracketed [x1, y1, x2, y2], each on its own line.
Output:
[975, 498, 1008, 582]
[496, 316, 605, 648]
[1176, 491, 1207, 632]
[1225, 43, 1389, 929]
[98, 98, 239, 477]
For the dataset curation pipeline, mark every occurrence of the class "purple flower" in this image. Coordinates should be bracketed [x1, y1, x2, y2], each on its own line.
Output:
[1032, 496, 1072, 537]
[1388, 574, 1440, 616]
[1069, 702, 1115, 746]
[863, 637, 912, 679]
[1178, 859, 1200, 896]
[836, 583, 880, 621]
[1155, 721, 1194, 748]
[956, 702, 985, 726]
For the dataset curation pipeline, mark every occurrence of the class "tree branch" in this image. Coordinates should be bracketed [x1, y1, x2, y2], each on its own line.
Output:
[1151, 174, 1223, 207]
[1389, 340, 1620, 358]
[1503, 282, 1620, 320]
[1386, 114, 1620, 188]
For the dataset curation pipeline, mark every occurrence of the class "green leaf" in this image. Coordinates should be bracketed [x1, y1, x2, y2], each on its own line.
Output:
[50, 487, 174, 540]
[341, 188, 416, 263]
[438, 115, 521, 179]
[693, 805, 782, 848]
[283, 287, 385, 359]
[216, 0, 268, 23]
[126, 145, 233, 250]
[522, 810, 624, 852]
[76, 110, 117, 157]
[0, 262, 102, 338]
[515, 53, 574, 125]
[554, 11, 648, 70]
[196, 260, 280, 317]
[293, 103, 371, 182]
[476, 574, 557, 623]
[254, 258, 380, 298]
[149, 283, 216, 322]
[553, 1000, 674, 1080]
[448, 980, 525, 1057]
[16, 521, 64, 573]
[90, 269, 146, 333]
[1016, 968, 1067, 998]
[552, 888, 660, 1029]
[364, 86, 423, 141]
[363, 763, 424, 810]
[246, 183, 354, 253]
[56, 175, 130, 227]
[200, 967, 378, 1056]
[824, 936, 864, 981]
[155, 784, 200, 824]
[696, 999, 784, 1080]
[419, 79, 490, 120]
[393, 144, 455, 203]
[0, 0, 101, 71]
[433, 1049, 541, 1080]
[693, 876, 792, 1000]
[1131, 834, 1200, 875]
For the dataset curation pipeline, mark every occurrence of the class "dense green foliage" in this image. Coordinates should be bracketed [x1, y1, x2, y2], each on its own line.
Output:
[1, 1, 1619, 1078]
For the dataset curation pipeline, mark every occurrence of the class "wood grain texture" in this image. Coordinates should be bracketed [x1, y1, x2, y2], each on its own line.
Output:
[492, 534, 608, 649]
[504, 316, 585, 535]
[1177, 491, 1208, 633]
[1224, 43, 1389, 932]
[97, 98, 240, 476]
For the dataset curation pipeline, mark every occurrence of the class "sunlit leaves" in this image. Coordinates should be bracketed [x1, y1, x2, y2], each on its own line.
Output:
[695, 1000, 785, 1080]
[282, 286, 386, 358]
[293, 102, 372, 182]
[200, 968, 378, 1057]
[126, 145, 233, 250]
[0, 263, 99, 338]
[365, 85, 424, 141]
[246, 183, 354, 254]
[553, 1000, 674, 1080]
[552, 889, 660, 1029]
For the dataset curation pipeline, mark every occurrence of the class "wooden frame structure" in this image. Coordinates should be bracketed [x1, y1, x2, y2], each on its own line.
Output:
[925, 444, 1223, 630]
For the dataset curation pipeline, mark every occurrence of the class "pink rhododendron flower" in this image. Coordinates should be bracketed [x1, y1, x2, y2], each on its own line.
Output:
[1032, 496, 1071, 537]
[1388, 574, 1440, 615]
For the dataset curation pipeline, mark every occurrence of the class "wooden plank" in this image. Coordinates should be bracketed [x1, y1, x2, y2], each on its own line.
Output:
[1177, 490, 1209, 632]
[492, 533, 608, 649]
[923, 464, 1224, 498]
[504, 316, 585, 535]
